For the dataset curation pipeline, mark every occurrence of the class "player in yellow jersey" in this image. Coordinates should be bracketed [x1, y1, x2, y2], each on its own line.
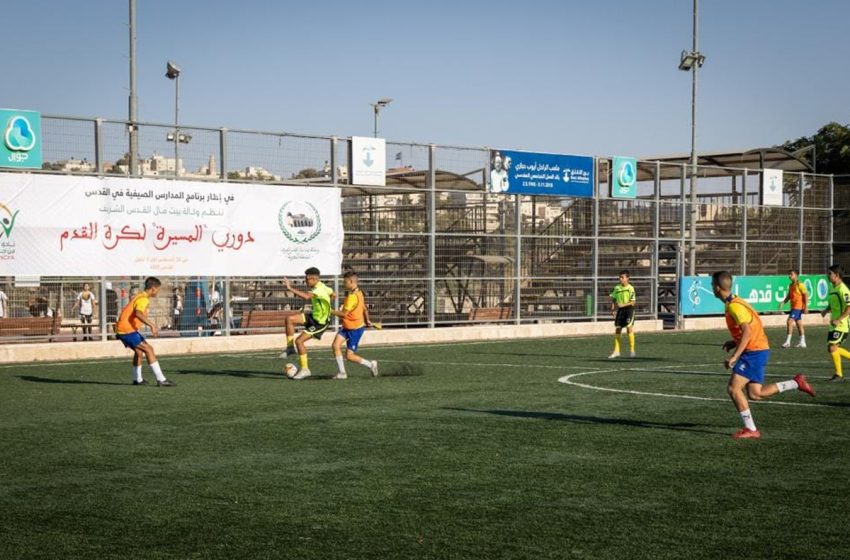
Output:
[282, 267, 335, 380]
[330, 270, 379, 380]
[115, 277, 175, 387]
[608, 270, 636, 359]
[821, 265, 850, 382]
[779, 269, 807, 348]
[712, 271, 814, 439]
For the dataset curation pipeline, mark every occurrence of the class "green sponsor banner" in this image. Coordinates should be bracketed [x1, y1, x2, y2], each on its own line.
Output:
[680, 274, 830, 316]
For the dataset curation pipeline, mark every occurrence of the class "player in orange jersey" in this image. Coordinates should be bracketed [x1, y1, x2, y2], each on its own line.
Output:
[115, 277, 175, 387]
[712, 271, 813, 439]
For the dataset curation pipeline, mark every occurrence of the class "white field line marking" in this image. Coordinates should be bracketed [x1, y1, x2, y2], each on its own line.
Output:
[558, 365, 840, 409]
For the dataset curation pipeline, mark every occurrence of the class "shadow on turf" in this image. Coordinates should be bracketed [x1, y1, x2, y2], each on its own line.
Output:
[445, 407, 726, 435]
[474, 351, 664, 362]
[17, 375, 127, 386]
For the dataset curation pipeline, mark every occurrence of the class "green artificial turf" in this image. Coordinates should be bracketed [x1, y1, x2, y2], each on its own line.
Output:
[1, 327, 848, 559]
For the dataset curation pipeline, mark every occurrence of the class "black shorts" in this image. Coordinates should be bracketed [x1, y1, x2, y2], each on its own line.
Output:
[304, 314, 329, 340]
[828, 330, 848, 346]
[614, 307, 635, 328]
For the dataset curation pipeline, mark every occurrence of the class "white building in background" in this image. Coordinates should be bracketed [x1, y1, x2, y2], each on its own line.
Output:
[230, 166, 281, 181]
[58, 158, 96, 173]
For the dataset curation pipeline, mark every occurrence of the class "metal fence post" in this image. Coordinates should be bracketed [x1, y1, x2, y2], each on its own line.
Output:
[652, 161, 660, 321]
[798, 173, 805, 272]
[94, 118, 104, 175]
[515, 196, 522, 325]
[829, 174, 835, 265]
[428, 144, 437, 328]
[223, 278, 231, 337]
[99, 277, 108, 341]
[592, 157, 600, 322]
[741, 172, 748, 275]
[219, 127, 228, 180]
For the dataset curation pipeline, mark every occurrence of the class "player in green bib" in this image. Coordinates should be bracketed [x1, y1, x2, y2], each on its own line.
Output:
[282, 267, 335, 380]
[609, 270, 636, 359]
[821, 264, 850, 381]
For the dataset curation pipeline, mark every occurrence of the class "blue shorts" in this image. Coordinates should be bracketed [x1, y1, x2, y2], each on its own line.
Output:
[788, 309, 803, 321]
[732, 349, 770, 385]
[117, 331, 146, 350]
[338, 327, 365, 352]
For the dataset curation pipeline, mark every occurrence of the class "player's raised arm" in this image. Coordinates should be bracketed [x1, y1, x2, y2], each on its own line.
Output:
[283, 278, 314, 301]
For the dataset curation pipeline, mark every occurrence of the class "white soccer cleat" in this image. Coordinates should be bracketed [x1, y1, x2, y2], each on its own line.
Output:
[629, 351, 636, 358]
[608, 352, 620, 359]
[333, 372, 347, 380]
[781, 342, 791, 348]
[796, 342, 807, 348]
[293, 368, 311, 380]
[370, 360, 379, 377]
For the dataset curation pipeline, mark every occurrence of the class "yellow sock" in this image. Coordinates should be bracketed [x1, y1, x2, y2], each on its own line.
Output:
[287, 335, 294, 347]
[613, 336, 620, 353]
[299, 354, 309, 370]
[838, 347, 850, 361]
[628, 333, 635, 352]
[832, 352, 843, 377]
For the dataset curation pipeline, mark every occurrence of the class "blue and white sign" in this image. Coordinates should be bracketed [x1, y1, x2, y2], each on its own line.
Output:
[350, 136, 386, 187]
[611, 156, 637, 199]
[488, 149, 594, 198]
[0, 109, 42, 169]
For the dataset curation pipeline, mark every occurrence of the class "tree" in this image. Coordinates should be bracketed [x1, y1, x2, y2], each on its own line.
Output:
[291, 168, 320, 180]
[783, 122, 850, 175]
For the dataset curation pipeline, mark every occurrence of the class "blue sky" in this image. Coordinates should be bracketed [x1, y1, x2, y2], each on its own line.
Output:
[5, 0, 849, 157]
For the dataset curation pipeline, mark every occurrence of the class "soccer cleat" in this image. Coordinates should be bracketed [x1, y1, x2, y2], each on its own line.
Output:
[732, 428, 761, 439]
[157, 379, 177, 387]
[793, 374, 816, 397]
[333, 372, 348, 380]
[781, 342, 791, 348]
[293, 368, 311, 380]
[830, 374, 845, 383]
[280, 346, 297, 358]
[132, 379, 149, 386]
[607, 352, 620, 359]
[795, 342, 807, 348]
[370, 360, 379, 377]
[629, 351, 636, 358]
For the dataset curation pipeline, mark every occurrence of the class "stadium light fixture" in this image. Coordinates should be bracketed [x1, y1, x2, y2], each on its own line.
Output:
[165, 60, 182, 176]
[371, 98, 393, 138]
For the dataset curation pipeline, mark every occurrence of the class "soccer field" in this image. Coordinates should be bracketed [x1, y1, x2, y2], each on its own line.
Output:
[2, 327, 848, 560]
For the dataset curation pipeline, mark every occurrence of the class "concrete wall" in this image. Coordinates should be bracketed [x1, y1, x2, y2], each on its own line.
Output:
[0, 320, 664, 364]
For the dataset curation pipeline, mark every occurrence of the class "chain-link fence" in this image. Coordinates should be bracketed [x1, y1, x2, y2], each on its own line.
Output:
[0, 115, 845, 342]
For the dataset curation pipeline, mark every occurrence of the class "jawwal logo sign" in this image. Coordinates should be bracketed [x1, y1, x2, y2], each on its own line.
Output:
[611, 156, 637, 199]
[278, 201, 322, 244]
[0, 109, 42, 169]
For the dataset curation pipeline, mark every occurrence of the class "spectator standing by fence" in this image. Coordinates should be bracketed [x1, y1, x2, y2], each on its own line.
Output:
[72, 283, 97, 341]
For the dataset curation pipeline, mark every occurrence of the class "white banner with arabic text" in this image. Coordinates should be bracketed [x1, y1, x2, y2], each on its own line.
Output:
[0, 174, 343, 276]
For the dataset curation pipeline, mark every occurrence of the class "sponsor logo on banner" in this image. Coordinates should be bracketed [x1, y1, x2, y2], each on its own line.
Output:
[761, 168, 783, 206]
[278, 201, 322, 244]
[0, 109, 42, 169]
[350, 136, 386, 186]
[611, 156, 637, 199]
[0, 202, 18, 260]
[488, 149, 594, 197]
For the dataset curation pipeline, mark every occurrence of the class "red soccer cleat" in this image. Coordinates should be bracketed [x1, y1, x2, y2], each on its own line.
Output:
[794, 374, 816, 397]
[732, 428, 761, 440]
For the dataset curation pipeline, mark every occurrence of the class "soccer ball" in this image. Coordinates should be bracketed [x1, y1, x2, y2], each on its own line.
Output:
[284, 363, 298, 378]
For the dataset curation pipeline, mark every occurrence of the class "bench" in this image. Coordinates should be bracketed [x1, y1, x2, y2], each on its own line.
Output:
[0, 316, 62, 340]
[468, 306, 512, 323]
[239, 309, 298, 332]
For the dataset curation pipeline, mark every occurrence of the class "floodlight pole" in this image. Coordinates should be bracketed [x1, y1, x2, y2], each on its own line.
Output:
[174, 74, 180, 177]
[128, 0, 138, 176]
[687, 0, 699, 276]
